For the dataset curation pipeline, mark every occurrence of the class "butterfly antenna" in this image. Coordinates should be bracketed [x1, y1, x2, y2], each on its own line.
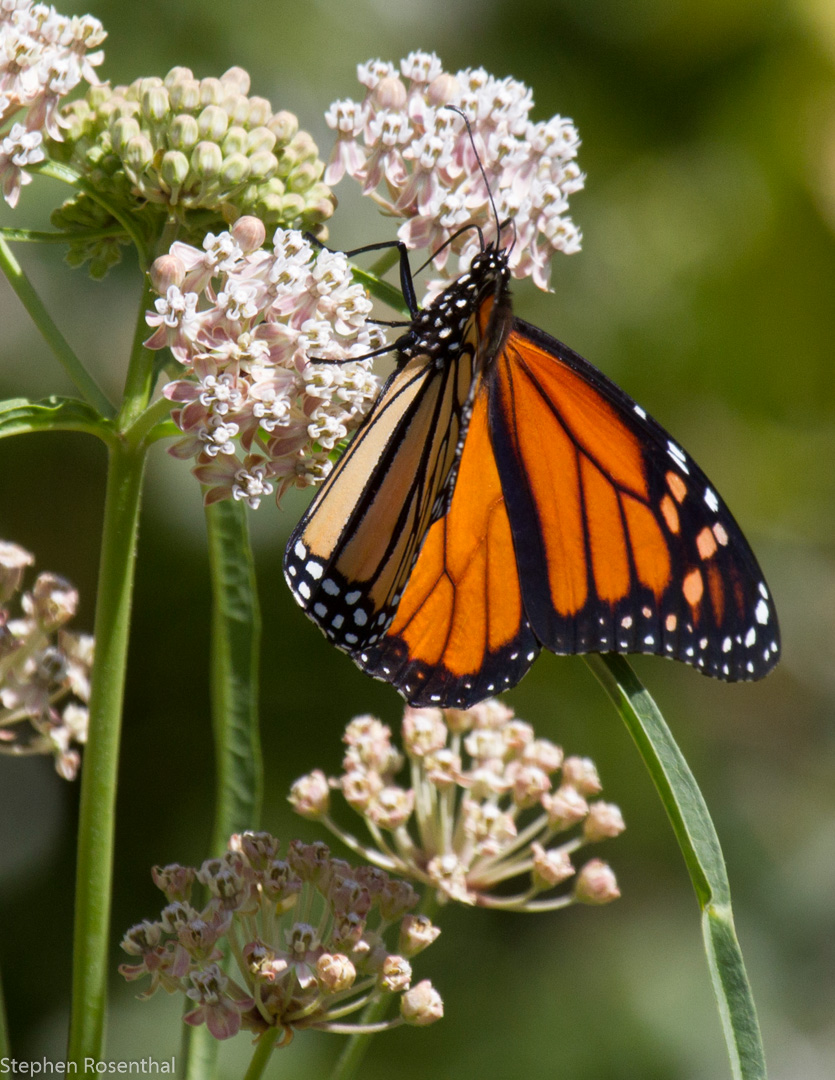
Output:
[445, 105, 503, 248]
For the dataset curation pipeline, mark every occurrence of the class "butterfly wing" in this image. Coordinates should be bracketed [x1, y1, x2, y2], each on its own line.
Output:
[355, 379, 541, 707]
[487, 318, 780, 681]
[284, 343, 479, 654]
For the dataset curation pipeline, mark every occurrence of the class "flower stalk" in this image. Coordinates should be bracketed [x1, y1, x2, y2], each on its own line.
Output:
[68, 438, 147, 1064]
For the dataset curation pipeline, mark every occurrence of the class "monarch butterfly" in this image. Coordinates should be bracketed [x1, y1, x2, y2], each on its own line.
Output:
[284, 235, 780, 708]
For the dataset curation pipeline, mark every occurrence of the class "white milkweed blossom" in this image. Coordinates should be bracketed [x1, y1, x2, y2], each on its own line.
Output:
[324, 51, 585, 294]
[0, 0, 105, 205]
[145, 217, 382, 507]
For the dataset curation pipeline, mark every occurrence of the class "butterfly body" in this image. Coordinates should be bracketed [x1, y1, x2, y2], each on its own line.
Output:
[285, 243, 779, 707]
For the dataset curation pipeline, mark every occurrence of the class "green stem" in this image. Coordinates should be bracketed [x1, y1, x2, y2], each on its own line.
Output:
[0, 235, 114, 417]
[67, 441, 147, 1064]
[242, 1029, 280, 1080]
[118, 274, 158, 429]
[586, 654, 767, 1080]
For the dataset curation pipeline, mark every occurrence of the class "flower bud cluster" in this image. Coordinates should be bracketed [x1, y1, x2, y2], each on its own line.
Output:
[120, 833, 443, 1043]
[144, 219, 382, 506]
[325, 51, 584, 295]
[0, 539, 92, 779]
[0, 1, 105, 206]
[290, 699, 623, 912]
[49, 65, 334, 277]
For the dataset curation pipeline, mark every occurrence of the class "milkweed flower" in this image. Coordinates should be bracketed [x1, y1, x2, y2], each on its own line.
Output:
[119, 833, 443, 1045]
[144, 219, 382, 506]
[0, 0, 105, 205]
[325, 51, 584, 294]
[48, 65, 335, 277]
[0, 540, 92, 779]
[289, 699, 623, 911]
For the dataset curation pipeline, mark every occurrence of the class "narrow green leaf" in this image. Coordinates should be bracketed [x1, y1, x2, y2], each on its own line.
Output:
[204, 497, 263, 847]
[182, 499, 263, 1080]
[586, 653, 767, 1080]
[0, 395, 114, 443]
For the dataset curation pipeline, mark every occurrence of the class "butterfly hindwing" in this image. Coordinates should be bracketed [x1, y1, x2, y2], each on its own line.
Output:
[355, 380, 541, 707]
[487, 318, 780, 680]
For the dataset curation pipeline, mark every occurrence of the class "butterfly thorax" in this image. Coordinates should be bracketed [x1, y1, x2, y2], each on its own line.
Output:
[397, 246, 512, 371]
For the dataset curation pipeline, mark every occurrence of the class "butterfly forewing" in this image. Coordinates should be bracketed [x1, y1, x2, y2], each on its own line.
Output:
[487, 319, 780, 680]
[284, 259, 505, 655]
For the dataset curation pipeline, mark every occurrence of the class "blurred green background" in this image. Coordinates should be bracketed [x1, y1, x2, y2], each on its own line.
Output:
[1, 0, 833, 1077]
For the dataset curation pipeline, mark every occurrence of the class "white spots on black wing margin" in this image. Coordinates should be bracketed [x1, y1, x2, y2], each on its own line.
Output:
[666, 440, 689, 474]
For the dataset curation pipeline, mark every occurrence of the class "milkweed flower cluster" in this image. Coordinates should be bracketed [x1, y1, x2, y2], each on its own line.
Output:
[48, 65, 334, 278]
[145, 218, 382, 506]
[119, 833, 443, 1045]
[0, 0, 105, 206]
[325, 51, 584, 294]
[0, 540, 92, 779]
[290, 699, 624, 911]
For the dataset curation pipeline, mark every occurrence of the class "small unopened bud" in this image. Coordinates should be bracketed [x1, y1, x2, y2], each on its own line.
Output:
[372, 76, 407, 111]
[289, 131, 318, 164]
[583, 802, 626, 843]
[401, 980, 444, 1026]
[123, 135, 155, 176]
[398, 914, 441, 957]
[378, 954, 411, 993]
[142, 86, 170, 123]
[289, 769, 330, 819]
[198, 104, 229, 142]
[531, 842, 574, 889]
[269, 110, 298, 144]
[219, 152, 251, 187]
[427, 72, 461, 107]
[110, 116, 141, 153]
[245, 127, 277, 155]
[169, 114, 200, 151]
[279, 193, 306, 220]
[542, 785, 589, 830]
[221, 126, 248, 156]
[160, 150, 190, 189]
[287, 160, 322, 192]
[220, 66, 251, 95]
[247, 96, 273, 127]
[30, 573, 78, 629]
[316, 952, 356, 992]
[303, 183, 336, 223]
[149, 254, 185, 293]
[199, 77, 223, 107]
[247, 150, 278, 182]
[561, 756, 602, 796]
[230, 215, 266, 253]
[191, 141, 223, 180]
[168, 76, 201, 113]
[574, 859, 620, 905]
